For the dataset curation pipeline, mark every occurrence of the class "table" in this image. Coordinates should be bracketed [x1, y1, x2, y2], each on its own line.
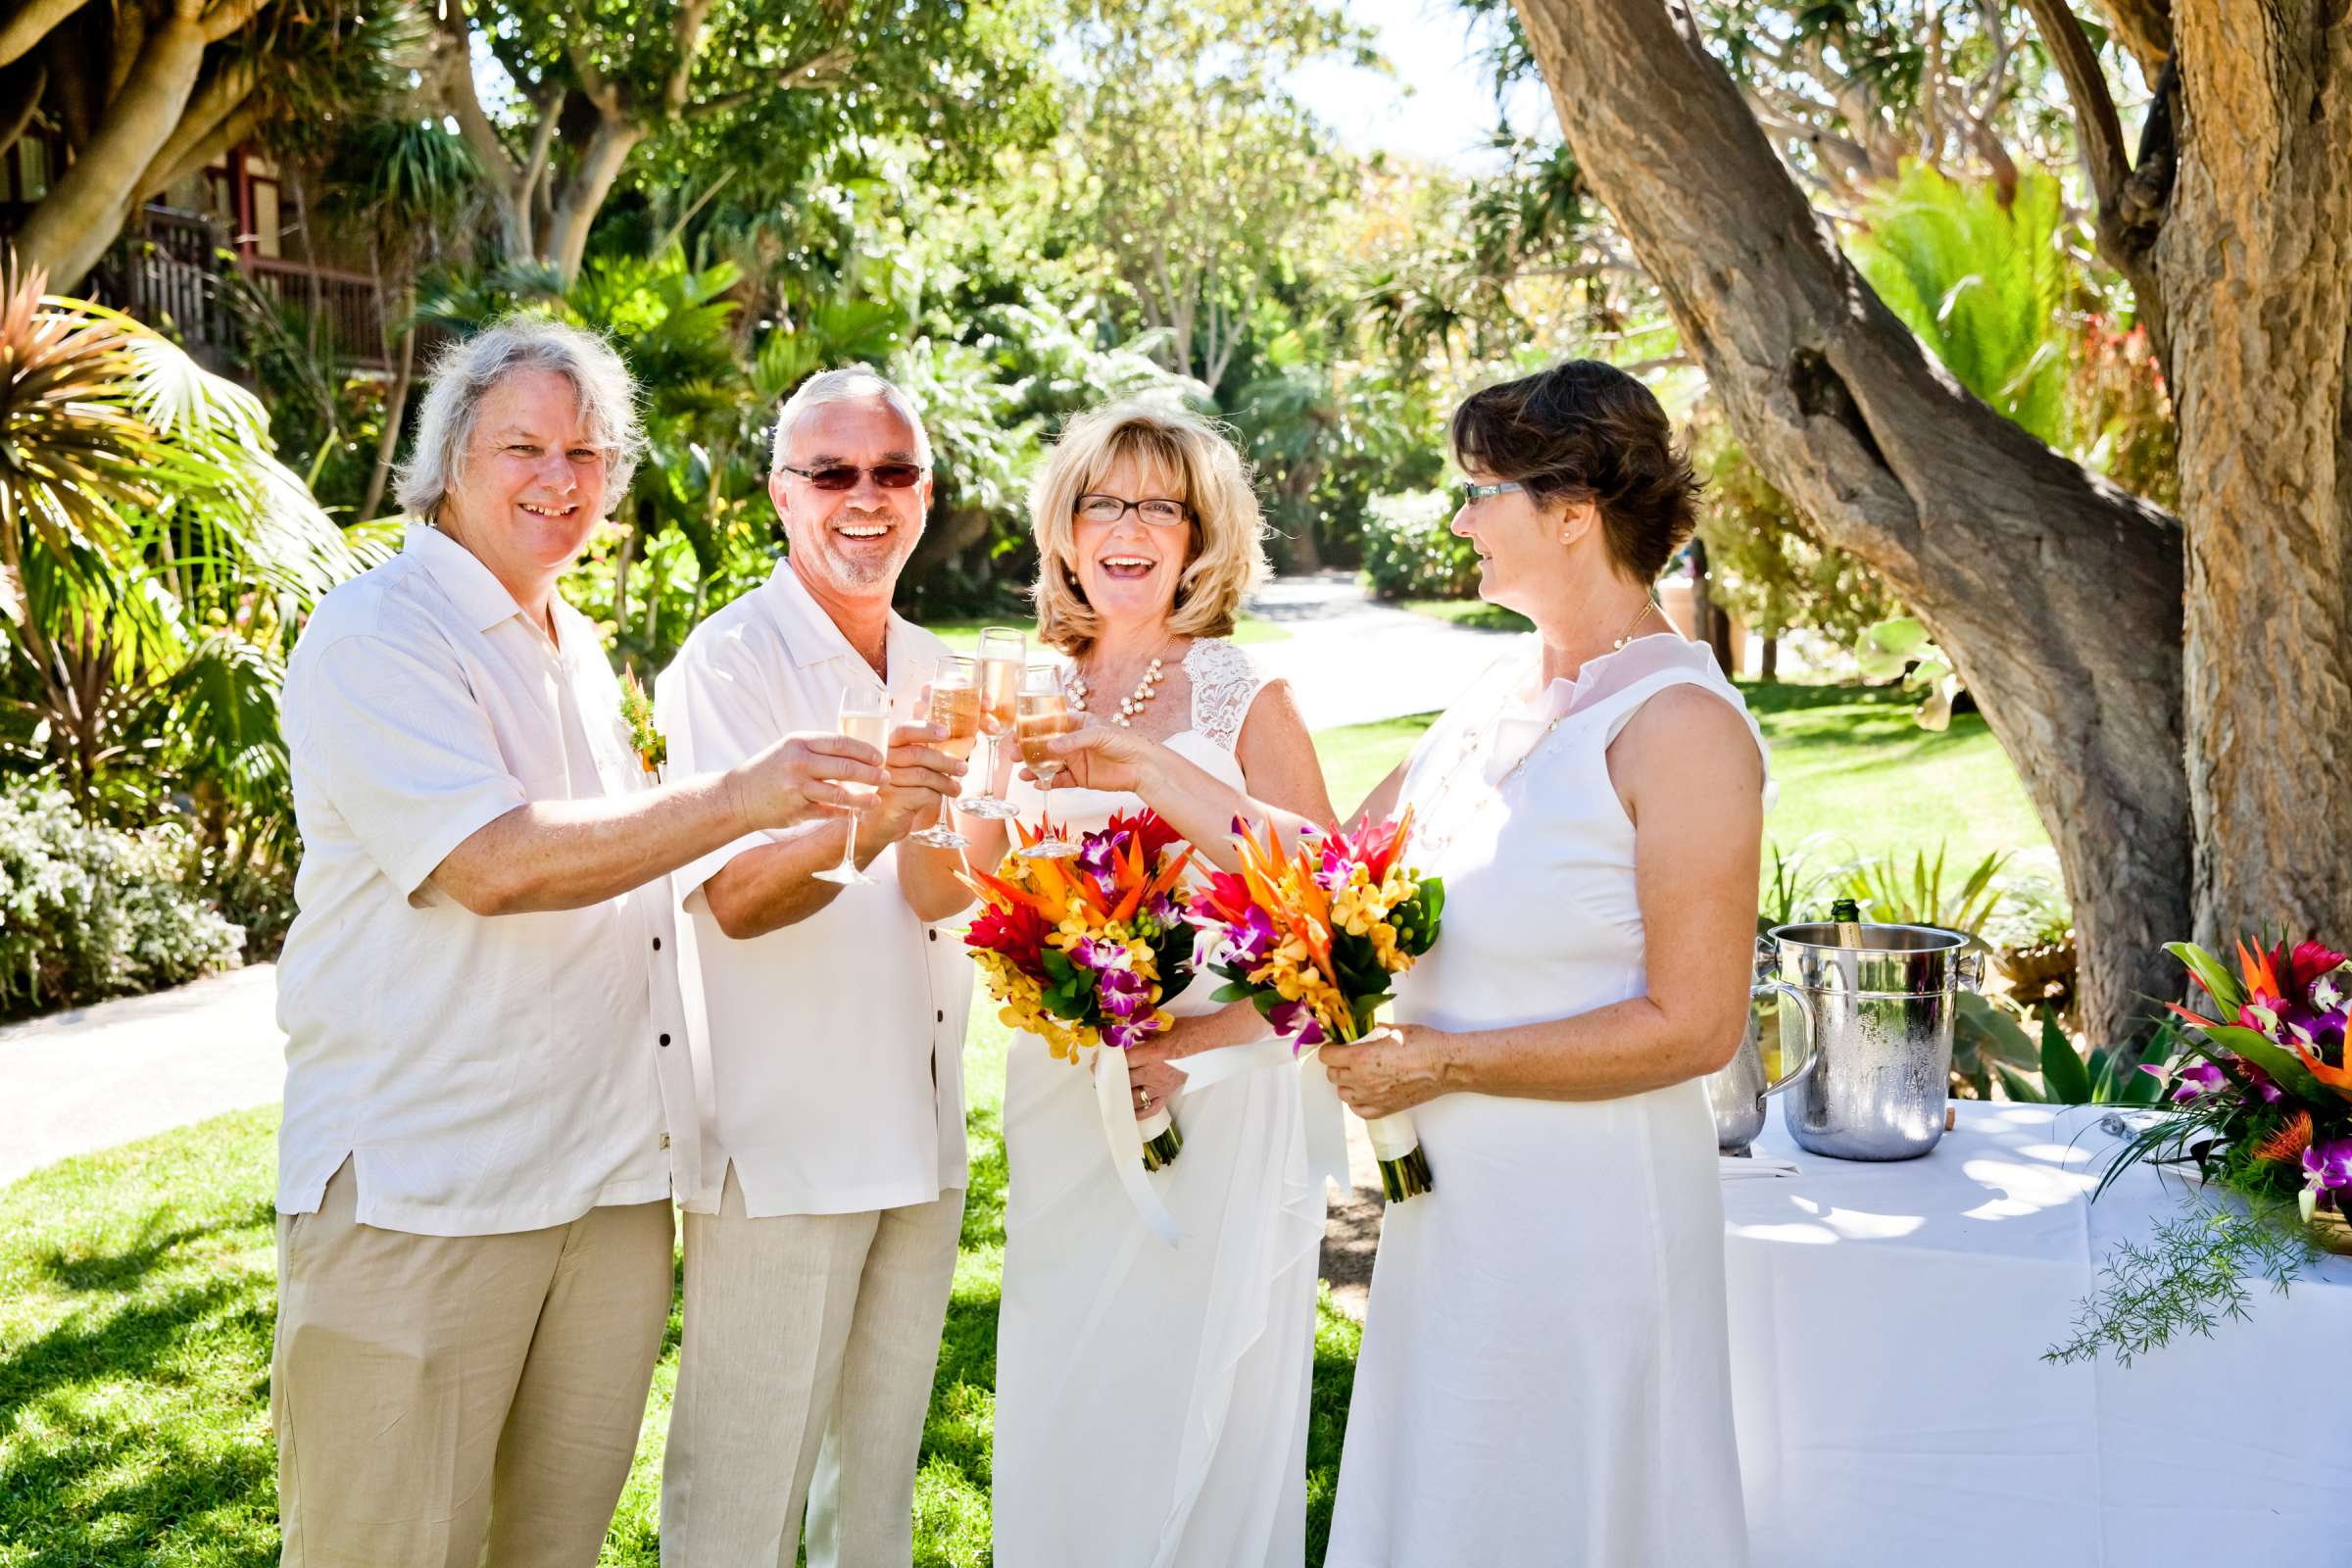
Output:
[1723, 1101, 2352, 1567]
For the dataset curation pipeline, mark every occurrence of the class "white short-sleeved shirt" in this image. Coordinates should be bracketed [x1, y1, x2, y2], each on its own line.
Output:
[657, 561, 972, 1218]
[274, 523, 699, 1236]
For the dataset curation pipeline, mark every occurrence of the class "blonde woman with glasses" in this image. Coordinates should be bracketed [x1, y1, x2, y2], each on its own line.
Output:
[965, 402, 1340, 1567]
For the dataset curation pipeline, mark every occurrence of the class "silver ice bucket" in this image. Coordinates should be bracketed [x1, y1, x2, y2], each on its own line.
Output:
[1766, 921, 1984, 1160]
[1706, 958, 1818, 1153]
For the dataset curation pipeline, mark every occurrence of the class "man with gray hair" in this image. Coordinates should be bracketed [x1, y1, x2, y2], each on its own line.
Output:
[271, 318, 894, 1565]
[654, 366, 976, 1564]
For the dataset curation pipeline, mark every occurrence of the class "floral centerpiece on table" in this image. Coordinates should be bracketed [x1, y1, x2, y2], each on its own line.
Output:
[1195, 810, 1445, 1200]
[960, 810, 1198, 1169]
[2051, 934, 2352, 1365]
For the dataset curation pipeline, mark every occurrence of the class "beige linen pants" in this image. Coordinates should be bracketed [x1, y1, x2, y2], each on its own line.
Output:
[272, 1158, 674, 1567]
[660, 1167, 965, 1566]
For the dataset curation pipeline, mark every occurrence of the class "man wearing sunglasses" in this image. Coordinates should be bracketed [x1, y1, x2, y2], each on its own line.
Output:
[654, 368, 976, 1565]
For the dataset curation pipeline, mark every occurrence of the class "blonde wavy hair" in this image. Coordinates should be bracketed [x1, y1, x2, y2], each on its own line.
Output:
[1030, 402, 1269, 658]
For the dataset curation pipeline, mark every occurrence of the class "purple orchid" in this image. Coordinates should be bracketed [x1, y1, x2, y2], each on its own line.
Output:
[1214, 907, 1277, 971]
[2162, 1059, 2228, 1103]
[1095, 964, 1150, 1020]
[1267, 998, 1326, 1051]
[1078, 829, 1126, 894]
[1145, 891, 1184, 931]
[2301, 1138, 2352, 1192]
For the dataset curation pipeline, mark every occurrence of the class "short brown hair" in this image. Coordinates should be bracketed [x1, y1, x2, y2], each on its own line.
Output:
[1449, 360, 1699, 582]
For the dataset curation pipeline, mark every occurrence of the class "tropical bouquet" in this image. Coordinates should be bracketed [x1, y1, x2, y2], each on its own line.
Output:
[1194, 810, 1445, 1200]
[618, 666, 665, 780]
[2051, 933, 2352, 1365]
[959, 810, 1198, 1169]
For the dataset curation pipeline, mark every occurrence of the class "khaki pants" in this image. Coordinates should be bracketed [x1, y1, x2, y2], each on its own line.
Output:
[660, 1169, 965, 1567]
[273, 1159, 673, 1567]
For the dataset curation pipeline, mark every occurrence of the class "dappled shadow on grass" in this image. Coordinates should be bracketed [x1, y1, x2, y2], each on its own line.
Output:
[2, 1427, 276, 1568]
[1, 1107, 282, 1566]
[34, 1197, 277, 1295]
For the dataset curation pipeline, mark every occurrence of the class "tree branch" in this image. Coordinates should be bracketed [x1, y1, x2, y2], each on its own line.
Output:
[2086, 0, 2172, 81]
[0, 58, 43, 155]
[2020, 0, 2168, 353]
[155, 98, 262, 194]
[434, 10, 521, 195]
[689, 44, 856, 118]
[0, 0, 80, 71]
[198, 0, 265, 46]
[2020, 0, 2132, 222]
[136, 54, 257, 198]
[661, 0, 718, 116]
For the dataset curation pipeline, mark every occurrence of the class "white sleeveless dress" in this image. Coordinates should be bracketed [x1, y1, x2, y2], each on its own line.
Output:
[1325, 636, 1765, 1568]
[991, 638, 1325, 1568]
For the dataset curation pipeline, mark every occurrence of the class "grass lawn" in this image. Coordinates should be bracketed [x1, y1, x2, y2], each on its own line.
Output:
[0, 688, 2041, 1563]
[0, 1008, 1361, 1567]
[1394, 597, 1535, 634]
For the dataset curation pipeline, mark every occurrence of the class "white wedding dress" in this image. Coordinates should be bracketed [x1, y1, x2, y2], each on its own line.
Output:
[991, 638, 1327, 1568]
[1324, 635, 1763, 1567]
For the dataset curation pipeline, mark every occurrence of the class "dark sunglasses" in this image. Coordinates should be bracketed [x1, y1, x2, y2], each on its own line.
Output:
[780, 462, 927, 491]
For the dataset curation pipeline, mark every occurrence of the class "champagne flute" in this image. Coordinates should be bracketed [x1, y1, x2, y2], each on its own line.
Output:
[908, 655, 978, 850]
[1014, 663, 1081, 860]
[956, 626, 1025, 821]
[812, 687, 889, 886]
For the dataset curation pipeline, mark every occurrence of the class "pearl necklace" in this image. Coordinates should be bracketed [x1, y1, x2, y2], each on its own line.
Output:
[1067, 654, 1167, 727]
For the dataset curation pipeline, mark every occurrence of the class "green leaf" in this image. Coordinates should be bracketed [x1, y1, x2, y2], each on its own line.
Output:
[1956, 991, 2035, 1066]
[2120, 1062, 2167, 1106]
[1210, 980, 1255, 1004]
[2196, 1023, 2323, 1101]
[1994, 1062, 2047, 1102]
[2040, 1013, 2094, 1103]
[2164, 942, 2242, 1015]
[2086, 1049, 2119, 1104]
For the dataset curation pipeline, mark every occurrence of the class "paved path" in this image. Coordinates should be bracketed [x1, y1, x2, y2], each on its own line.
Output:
[1, 963, 283, 1190]
[1245, 572, 1519, 731]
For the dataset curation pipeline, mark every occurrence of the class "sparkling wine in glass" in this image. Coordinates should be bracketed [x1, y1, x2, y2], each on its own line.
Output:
[957, 626, 1025, 821]
[908, 656, 978, 850]
[813, 688, 888, 886]
[1014, 664, 1081, 860]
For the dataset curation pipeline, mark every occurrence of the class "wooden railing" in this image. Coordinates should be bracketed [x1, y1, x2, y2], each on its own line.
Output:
[94, 206, 240, 363]
[66, 207, 397, 372]
[243, 254, 393, 370]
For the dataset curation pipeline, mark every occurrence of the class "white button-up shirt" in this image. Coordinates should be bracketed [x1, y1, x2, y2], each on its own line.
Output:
[658, 561, 972, 1218]
[275, 523, 699, 1236]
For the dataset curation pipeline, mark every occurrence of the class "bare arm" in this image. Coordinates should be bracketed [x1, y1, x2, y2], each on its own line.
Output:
[701, 721, 969, 940]
[429, 734, 886, 916]
[1044, 695, 1398, 875]
[1320, 688, 1765, 1115]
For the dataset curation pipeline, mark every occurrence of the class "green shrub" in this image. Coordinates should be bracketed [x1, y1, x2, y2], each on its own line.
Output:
[1358, 491, 1481, 600]
[0, 784, 244, 1019]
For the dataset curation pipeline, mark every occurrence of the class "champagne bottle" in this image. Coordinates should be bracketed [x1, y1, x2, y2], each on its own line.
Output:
[1830, 897, 1864, 949]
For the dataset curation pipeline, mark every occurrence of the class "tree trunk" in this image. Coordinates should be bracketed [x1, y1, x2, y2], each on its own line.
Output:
[2158, 1, 2352, 948]
[1511, 0, 2193, 1045]
[1689, 536, 1735, 670]
[544, 118, 644, 286]
[1760, 633, 1780, 682]
[13, 12, 211, 288]
[361, 318, 416, 521]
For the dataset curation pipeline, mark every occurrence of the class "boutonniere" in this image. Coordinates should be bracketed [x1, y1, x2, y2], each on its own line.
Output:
[618, 666, 667, 781]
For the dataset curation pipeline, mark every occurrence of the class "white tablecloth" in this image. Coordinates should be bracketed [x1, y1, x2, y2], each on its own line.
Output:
[1723, 1100, 2352, 1567]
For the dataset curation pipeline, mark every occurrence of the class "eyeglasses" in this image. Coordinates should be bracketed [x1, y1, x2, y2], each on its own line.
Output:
[780, 462, 928, 491]
[1457, 479, 1527, 508]
[1075, 494, 1190, 527]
